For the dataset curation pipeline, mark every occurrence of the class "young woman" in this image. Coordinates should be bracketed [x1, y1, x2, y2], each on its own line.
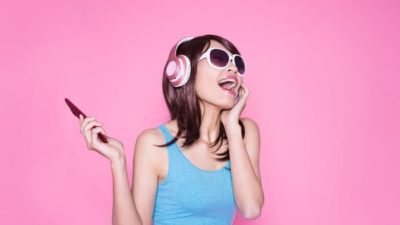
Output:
[79, 34, 264, 225]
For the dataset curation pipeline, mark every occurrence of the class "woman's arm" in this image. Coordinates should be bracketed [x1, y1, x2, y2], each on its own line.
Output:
[77, 115, 143, 225]
[220, 84, 264, 219]
[225, 118, 264, 220]
[111, 129, 163, 225]
[111, 128, 161, 225]
[130, 129, 163, 225]
[111, 156, 143, 225]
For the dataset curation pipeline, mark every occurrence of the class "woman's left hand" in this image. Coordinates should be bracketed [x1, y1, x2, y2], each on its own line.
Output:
[220, 83, 250, 128]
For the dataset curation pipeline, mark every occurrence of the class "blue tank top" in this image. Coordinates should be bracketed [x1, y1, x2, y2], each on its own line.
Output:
[152, 124, 237, 225]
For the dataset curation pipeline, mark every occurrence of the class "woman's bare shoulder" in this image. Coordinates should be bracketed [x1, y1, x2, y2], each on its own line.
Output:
[132, 125, 168, 176]
[134, 120, 177, 149]
[239, 117, 260, 145]
[135, 127, 164, 147]
[240, 117, 259, 130]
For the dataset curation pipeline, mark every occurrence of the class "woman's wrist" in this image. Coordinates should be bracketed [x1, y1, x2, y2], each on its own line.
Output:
[110, 150, 126, 169]
[223, 122, 241, 135]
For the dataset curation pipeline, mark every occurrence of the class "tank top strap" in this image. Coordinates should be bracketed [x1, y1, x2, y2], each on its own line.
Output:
[158, 124, 175, 142]
[158, 124, 182, 163]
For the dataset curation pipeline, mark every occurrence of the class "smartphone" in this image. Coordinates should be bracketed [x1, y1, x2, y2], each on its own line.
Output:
[65, 98, 109, 143]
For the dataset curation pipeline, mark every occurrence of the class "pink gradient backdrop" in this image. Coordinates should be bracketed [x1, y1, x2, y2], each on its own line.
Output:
[1, 0, 399, 224]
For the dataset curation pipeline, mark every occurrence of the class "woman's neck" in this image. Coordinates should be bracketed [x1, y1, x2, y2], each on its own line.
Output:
[199, 101, 223, 145]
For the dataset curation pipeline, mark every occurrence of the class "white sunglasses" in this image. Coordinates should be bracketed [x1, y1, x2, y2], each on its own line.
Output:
[198, 48, 245, 75]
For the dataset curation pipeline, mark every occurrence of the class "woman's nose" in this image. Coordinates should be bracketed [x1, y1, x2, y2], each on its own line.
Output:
[227, 60, 239, 74]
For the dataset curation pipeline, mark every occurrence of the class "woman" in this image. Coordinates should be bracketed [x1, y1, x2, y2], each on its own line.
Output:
[79, 34, 264, 225]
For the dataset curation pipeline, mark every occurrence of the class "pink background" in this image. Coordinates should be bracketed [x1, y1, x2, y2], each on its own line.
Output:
[1, 0, 399, 224]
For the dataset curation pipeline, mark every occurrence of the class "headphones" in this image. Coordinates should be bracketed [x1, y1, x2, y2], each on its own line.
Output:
[164, 36, 194, 87]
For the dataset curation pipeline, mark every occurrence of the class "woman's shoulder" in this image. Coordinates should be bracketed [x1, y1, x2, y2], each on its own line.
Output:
[240, 117, 259, 130]
[135, 119, 178, 145]
[133, 123, 173, 183]
[239, 117, 260, 142]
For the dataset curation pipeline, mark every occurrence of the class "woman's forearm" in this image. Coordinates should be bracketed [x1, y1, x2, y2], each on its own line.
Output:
[110, 156, 142, 225]
[225, 124, 264, 219]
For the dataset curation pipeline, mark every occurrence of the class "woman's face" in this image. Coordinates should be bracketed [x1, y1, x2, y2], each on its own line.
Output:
[195, 40, 243, 109]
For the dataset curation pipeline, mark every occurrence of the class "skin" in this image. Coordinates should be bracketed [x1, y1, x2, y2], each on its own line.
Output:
[79, 40, 264, 225]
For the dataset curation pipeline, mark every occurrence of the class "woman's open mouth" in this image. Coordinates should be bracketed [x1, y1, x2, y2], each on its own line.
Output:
[218, 75, 238, 97]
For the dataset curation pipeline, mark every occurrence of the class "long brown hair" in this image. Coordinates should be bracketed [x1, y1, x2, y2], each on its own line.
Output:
[157, 34, 245, 163]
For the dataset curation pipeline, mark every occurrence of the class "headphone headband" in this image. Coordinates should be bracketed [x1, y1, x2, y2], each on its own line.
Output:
[171, 36, 194, 58]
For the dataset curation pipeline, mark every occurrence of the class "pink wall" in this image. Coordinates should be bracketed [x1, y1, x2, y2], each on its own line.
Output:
[1, 0, 399, 224]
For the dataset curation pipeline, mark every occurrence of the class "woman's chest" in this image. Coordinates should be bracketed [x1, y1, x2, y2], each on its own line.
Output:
[157, 170, 236, 215]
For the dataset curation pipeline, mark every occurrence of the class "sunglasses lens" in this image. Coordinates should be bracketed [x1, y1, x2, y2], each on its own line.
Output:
[210, 49, 229, 67]
[234, 56, 245, 74]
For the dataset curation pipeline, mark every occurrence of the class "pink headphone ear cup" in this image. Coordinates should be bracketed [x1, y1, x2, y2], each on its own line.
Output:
[165, 36, 194, 87]
[166, 56, 188, 87]
[174, 55, 191, 87]
[165, 58, 178, 79]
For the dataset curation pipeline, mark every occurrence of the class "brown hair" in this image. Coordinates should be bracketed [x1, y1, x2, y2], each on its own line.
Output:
[157, 34, 245, 163]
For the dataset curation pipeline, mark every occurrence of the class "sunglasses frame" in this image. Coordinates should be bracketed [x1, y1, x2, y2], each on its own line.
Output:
[198, 47, 245, 76]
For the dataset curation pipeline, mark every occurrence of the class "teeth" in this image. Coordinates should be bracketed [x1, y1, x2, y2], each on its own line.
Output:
[218, 78, 237, 90]
[218, 78, 236, 85]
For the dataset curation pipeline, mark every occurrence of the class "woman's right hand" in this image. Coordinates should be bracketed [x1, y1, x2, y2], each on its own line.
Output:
[79, 114, 125, 163]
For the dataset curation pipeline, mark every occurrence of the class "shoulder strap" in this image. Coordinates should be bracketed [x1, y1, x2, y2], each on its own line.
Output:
[158, 124, 174, 142]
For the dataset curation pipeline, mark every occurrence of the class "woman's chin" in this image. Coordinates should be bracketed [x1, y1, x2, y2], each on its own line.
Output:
[217, 99, 236, 109]
[200, 95, 236, 109]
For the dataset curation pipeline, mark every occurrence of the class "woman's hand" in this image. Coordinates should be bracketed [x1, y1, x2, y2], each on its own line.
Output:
[220, 83, 250, 129]
[79, 114, 125, 164]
